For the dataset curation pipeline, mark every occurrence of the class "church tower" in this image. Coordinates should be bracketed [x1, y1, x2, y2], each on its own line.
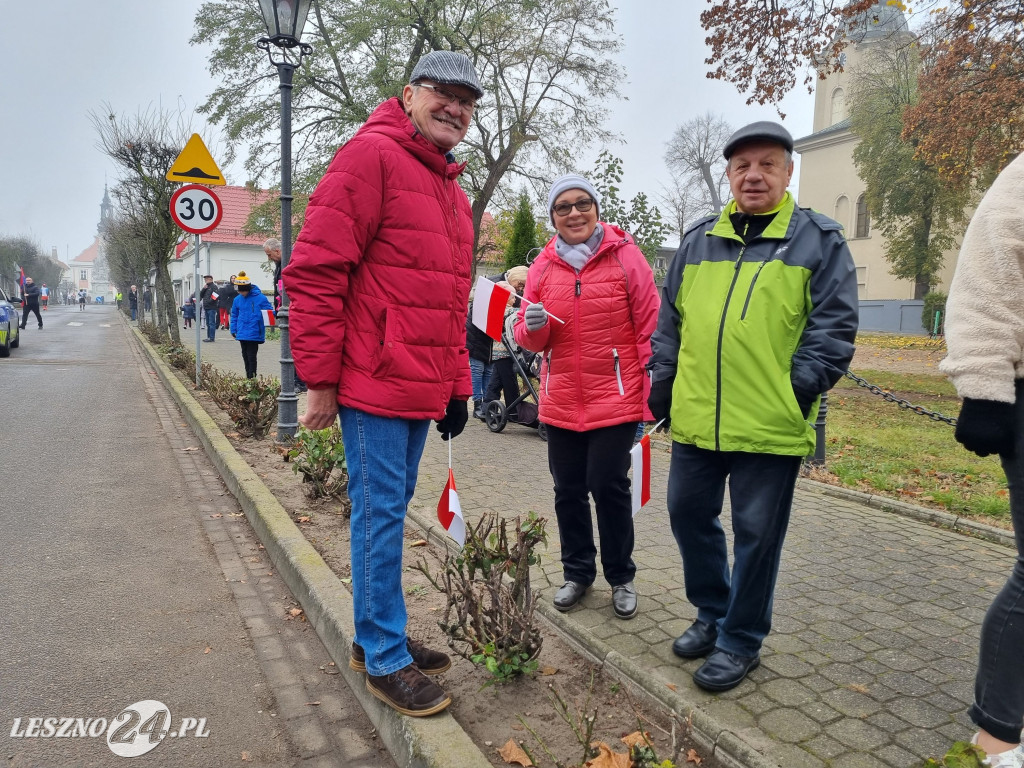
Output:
[98, 184, 113, 235]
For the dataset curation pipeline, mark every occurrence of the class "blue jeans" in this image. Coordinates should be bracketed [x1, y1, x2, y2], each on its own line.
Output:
[667, 443, 801, 657]
[340, 407, 429, 676]
[970, 380, 1024, 743]
[204, 309, 218, 340]
[469, 357, 493, 403]
[131, 306, 137, 321]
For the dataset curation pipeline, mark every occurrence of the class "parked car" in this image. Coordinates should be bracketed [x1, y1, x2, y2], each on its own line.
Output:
[0, 285, 22, 357]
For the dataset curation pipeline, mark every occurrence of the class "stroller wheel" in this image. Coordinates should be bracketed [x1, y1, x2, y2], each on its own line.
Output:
[484, 400, 507, 433]
[537, 422, 548, 442]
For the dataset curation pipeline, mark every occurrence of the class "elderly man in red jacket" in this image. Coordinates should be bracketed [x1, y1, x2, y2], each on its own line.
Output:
[283, 51, 481, 717]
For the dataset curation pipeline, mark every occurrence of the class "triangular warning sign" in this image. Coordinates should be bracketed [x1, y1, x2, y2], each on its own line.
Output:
[166, 134, 225, 186]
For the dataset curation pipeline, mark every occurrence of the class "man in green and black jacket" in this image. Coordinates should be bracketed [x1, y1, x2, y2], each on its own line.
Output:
[648, 121, 859, 692]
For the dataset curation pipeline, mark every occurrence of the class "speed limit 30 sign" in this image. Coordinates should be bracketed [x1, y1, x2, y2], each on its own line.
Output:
[170, 185, 223, 235]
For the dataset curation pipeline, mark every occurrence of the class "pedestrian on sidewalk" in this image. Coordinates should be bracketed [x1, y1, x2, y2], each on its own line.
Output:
[218, 276, 236, 330]
[648, 121, 859, 692]
[264, 238, 307, 392]
[283, 50, 483, 717]
[940, 152, 1024, 768]
[40, 283, 49, 311]
[143, 286, 152, 314]
[128, 285, 139, 322]
[20, 277, 43, 330]
[77, 289, 87, 310]
[115, 290, 123, 310]
[229, 272, 273, 379]
[182, 296, 196, 329]
[199, 276, 219, 342]
[514, 173, 660, 621]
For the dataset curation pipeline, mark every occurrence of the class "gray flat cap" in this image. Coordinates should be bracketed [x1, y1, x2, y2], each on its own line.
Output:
[723, 121, 795, 159]
[410, 51, 484, 99]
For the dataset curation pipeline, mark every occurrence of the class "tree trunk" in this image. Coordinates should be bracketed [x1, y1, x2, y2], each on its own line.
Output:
[700, 163, 723, 213]
[914, 207, 934, 300]
[155, 263, 179, 344]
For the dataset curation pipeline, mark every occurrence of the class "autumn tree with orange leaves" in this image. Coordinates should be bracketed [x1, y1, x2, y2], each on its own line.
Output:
[701, 0, 1023, 181]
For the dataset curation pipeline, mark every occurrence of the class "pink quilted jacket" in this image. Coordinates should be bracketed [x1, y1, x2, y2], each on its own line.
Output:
[513, 225, 660, 431]
[283, 98, 473, 420]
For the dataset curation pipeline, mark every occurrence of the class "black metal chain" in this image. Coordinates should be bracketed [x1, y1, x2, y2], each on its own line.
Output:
[842, 370, 959, 426]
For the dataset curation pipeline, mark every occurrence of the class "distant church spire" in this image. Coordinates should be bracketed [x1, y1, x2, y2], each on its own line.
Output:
[98, 184, 112, 234]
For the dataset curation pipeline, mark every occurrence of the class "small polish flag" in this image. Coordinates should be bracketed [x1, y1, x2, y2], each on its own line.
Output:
[261, 309, 276, 327]
[436, 469, 466, 547]
[629, 434, 651, 517]
[211, 291, 219, 300]
[471, 276, 513, 341]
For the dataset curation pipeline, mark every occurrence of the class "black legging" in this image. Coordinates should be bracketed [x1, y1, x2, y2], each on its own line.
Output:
[21, 303, 42, 328]
[484, 357, 520, 417]
[239, 340, 260, 379]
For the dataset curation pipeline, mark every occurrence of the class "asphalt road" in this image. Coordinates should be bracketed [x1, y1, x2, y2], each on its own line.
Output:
[0, 305, 392, 768]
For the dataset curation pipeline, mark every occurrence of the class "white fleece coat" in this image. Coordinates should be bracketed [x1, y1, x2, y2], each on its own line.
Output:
[940, 153, 1024, 403]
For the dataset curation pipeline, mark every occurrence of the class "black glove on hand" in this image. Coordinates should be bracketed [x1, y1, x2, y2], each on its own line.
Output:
[436, 398, 469, 441]
[648, 378, 674, 427]
[955, 398, 1016, 457]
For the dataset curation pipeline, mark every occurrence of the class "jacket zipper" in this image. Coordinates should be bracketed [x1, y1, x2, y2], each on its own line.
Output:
[715, 246, 746, 451]
[739, 258, 771, 320]
[545, 351, 552, 394]
[612, 348, 624, 396]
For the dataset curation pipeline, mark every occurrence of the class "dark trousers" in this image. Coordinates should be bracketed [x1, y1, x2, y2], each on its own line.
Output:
[21, 304, 42, 328]
[970, 379, 1024, 743]
[204, 309, 218, 339]
[546, 421, 637, 586]
[239, 341, 260, 379]
[484, 357, 519, 416]
[667, 443, 801, 657]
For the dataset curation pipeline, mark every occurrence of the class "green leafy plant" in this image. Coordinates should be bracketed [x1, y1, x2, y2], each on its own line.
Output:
[286, 426, 348, 503]
[418, 512, 547, 685]
[921, 740, 987, 767]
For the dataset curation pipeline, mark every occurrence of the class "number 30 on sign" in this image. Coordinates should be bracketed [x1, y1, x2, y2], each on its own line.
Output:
[169, 185, 223, 235]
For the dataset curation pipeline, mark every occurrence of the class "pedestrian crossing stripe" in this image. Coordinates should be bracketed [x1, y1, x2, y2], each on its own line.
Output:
[166, 134, 225, 186]
[68, 322, 83, 326]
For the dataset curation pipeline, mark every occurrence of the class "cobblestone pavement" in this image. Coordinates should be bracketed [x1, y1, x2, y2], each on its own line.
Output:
[410, 418, 1010, 768]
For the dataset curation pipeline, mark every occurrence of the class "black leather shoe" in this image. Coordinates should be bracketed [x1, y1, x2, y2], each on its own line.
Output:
[672, 620, 718, 659]
[611, 582, 638, 619]
[472, 400, 485, 420]
[692, 649, 760, 692]
[553, 581, 589, 611]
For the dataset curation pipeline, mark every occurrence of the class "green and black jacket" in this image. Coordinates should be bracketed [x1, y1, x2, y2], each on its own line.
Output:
[649, 192, 859, 456]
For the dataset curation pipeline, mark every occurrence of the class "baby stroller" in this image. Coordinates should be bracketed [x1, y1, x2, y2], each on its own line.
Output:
[483, 320, 547, 441]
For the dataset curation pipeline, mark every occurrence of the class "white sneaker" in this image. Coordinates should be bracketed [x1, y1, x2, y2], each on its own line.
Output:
[971, 734, 1024, 768]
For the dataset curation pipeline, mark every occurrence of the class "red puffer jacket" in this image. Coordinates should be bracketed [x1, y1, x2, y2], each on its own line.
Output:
[283, 98, 473, 420]
[513, 225, 660, 431]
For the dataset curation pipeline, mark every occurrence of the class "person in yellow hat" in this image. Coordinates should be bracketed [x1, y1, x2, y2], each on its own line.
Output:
[228, 271, 273, 378]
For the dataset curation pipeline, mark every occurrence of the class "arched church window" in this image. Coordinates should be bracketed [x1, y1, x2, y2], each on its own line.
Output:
[855, 194, 871, 238]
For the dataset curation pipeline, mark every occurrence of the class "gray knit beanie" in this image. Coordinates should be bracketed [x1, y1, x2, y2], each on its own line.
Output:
[410, 51, 484, 99]
[547, 174, 601, 225]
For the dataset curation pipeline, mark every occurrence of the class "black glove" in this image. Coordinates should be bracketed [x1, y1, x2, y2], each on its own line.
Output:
[648, 378, 673, 428]
[955, 398, 1016, 457]
[436, 398, 469, 441]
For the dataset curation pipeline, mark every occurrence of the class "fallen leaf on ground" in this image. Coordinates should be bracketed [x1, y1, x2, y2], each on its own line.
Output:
[228, 513, 244, 517]
[409, 539, 429, 547]
[846, 683, 869, 694]
[210, 513, 223, 518]
[241, 751, 251, 762]
[182, 447, 199, 452]
[584, 742, 630, 768]
[620, 731, 651, 748]
[297, 516, 311, 523]
[204, 647, 212, 654]
[288, 608, 303, 617]
[537, 666, 558, 676]
[305, 701, 321, 706]
[686, 747, 702, 764]
[497, 738, 533, 767]
[665, 683, 678, 691]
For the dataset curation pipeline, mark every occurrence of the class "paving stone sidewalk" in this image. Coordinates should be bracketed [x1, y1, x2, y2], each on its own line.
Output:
[410, 418, 1012, 768]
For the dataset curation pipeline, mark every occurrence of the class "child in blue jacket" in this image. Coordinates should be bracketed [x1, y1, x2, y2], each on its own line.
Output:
[229, 271, 274, 379]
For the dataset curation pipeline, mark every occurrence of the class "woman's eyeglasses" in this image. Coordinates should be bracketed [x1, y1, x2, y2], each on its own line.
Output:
[551, 198, 595, 217]
[415, 82, 478, 113]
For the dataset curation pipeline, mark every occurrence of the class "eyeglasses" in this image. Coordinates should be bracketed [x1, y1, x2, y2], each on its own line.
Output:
[415, 82, 478, 113]
[551, 198, 596, 217]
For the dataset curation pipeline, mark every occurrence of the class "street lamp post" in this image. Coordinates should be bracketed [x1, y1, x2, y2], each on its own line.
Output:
[256, 0, 313, 442]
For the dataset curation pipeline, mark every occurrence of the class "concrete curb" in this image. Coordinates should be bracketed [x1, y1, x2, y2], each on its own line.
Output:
[797, 477, 1016, 548]
[130, 327, 491, 768]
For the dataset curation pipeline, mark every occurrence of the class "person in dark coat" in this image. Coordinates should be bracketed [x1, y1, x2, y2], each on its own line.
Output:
[143, 286, 152, 313]
[128, 285, 139, 321]
[20, 277, 42, 329]
[217, 276, 237, 330]
[199, 276, 220, 341]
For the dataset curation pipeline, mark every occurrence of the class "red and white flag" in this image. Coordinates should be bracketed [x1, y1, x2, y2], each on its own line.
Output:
[437, 469, 466, 546]
[211, 291, 220, 301]
[470, 276, 513, 341]
[629, 434, 651, 517]
[261, 309, 276, 327]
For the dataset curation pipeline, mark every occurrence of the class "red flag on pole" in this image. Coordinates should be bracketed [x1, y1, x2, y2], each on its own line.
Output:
[470, 276, 512, 341]
[261, 309, 276, 327]
[630, 434, 651, 516]
[437, 469, 466, 546]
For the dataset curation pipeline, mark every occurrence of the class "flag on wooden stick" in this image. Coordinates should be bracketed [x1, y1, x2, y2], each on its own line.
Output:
[629, 434, 652, 517]
[261, 309, 276, 327]
[470, 276, 513, 341]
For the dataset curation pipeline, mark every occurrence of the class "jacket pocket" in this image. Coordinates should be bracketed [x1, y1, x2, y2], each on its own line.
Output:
[612, 348, 624, 396]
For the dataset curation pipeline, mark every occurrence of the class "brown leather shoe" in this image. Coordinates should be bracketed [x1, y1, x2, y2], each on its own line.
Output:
[366, 664, 451, 716]
[349, 639, 451, 675]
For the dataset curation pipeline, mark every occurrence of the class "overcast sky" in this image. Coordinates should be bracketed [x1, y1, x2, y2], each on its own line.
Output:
[3, 1, 815, 262]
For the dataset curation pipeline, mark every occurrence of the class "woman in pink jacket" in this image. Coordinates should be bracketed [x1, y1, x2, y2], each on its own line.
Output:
[514, 174, 660, 619]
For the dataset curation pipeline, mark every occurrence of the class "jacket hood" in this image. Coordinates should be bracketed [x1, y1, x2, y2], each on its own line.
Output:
[239, 285, 264, 297]
[357, 98, 467, 180]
